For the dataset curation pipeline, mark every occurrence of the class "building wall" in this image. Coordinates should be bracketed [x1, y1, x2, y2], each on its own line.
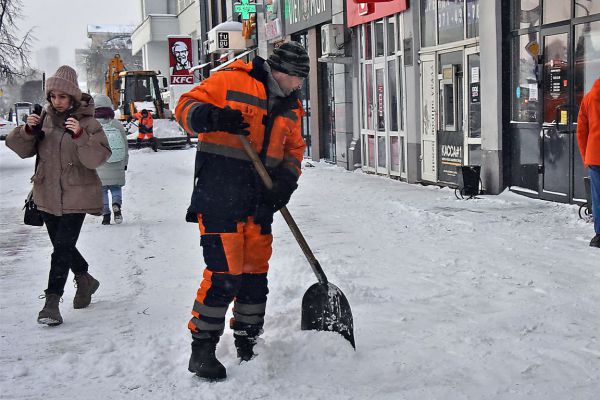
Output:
[479, 0, 503, 194]
[330, 0, 353, 169]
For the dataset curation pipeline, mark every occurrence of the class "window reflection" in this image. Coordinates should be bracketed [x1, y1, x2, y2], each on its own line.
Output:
[575, 21, 600, 105]
[576, 0, 600, 17]
[543, 0, 571, 24]
[515, 0, 540, 29]
[421, 0, 436, 47]
[512, 33, 540, 122]
[438, 0, 464, 44]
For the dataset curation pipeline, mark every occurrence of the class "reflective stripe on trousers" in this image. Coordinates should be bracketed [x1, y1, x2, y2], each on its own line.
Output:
[188, 214, 272, 339]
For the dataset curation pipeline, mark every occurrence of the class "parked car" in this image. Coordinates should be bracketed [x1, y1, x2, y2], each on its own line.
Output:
[0, 117, 16, 140]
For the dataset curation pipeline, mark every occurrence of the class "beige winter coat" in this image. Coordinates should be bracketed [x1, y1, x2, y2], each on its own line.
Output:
[6, 94, 111, 216]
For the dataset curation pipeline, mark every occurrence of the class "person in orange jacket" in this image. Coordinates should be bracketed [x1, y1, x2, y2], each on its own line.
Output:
[577, 78, 600, 248]
[133, 109, 157, 151]
[175, 42, 308, 381]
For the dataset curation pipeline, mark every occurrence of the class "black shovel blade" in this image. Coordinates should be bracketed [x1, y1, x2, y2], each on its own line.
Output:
[301, 282, 355, 349]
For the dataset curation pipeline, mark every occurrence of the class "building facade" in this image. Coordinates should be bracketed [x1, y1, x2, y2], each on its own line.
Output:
[126, 0, 600, 203]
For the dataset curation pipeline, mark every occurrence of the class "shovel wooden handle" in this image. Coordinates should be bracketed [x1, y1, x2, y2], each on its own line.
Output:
[239, 136, 328, 286]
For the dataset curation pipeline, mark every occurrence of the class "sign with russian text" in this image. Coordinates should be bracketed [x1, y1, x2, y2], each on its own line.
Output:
[168, 36, 194, 85]
[284, 0, 332, 35]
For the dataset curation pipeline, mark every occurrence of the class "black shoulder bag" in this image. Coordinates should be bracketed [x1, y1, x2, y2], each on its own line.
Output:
[23, 108, 46, 227]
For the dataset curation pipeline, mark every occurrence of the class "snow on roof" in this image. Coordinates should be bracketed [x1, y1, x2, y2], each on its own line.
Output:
[87, 24, 136, 35]
[208, 21, 243, 33]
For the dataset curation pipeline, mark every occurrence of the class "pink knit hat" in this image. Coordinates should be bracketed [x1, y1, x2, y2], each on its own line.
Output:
[45, 65, 82, 100]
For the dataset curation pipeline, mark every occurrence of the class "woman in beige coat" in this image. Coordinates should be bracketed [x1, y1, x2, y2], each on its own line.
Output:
[6, 65, 111, 326]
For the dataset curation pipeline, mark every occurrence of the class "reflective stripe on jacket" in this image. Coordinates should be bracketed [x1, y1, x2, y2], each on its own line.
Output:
[175, 57, 305, 222]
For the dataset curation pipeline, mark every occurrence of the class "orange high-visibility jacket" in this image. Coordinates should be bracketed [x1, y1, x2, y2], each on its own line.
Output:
[577, 79, 600, 166]
[175, 57, 305, 222]
[134, 112, 153, 134]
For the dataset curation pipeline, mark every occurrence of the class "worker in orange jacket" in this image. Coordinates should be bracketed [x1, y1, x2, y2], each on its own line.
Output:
[175, 42, 308, 381]
[133, 109, 157, 151]
[577, 78, 600, 248]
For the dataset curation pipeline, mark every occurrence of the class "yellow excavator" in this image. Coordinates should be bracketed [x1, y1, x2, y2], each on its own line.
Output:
[105, 54, 187, 148]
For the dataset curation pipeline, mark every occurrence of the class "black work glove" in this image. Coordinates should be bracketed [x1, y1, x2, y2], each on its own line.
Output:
[124, 165, 128, 171]
[210, 106, 250, 135]
[253, 202, 275, 227]
[262, 167, 298, 211]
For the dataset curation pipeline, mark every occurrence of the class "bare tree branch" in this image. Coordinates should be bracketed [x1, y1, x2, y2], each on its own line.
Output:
[0, 0, 34, 84]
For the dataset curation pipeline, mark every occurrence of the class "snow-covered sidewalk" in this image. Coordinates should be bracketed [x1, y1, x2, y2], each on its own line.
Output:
[1, 144, 599, 400]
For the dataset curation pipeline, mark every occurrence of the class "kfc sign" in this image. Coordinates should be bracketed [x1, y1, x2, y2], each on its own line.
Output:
[168, 36, 194, 85]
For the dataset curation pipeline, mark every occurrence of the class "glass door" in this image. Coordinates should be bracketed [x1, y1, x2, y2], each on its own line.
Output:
[374, 64, 387, 174]
[465, 47, 481, 166]
[539, 26, 572, 201]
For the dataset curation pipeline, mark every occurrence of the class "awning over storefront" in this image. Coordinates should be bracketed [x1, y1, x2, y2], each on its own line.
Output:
[346, 0, 408, 27]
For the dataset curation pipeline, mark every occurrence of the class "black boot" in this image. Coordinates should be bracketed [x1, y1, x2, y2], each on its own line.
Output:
[102, 214, 111, 225]
[188, 337, 226, 381]
[590, 234, 600, 248]
[112, 203, 122, 224]
[150, 137, 158, 152]
[136, 138, 142, 149]
[234, 333, 257, 362]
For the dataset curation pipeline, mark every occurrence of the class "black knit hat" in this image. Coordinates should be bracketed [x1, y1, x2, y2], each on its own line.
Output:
[267, 42, 310, 78]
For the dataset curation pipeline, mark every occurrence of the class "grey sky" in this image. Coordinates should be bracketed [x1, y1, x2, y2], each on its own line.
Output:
[18, 0, 141, 70]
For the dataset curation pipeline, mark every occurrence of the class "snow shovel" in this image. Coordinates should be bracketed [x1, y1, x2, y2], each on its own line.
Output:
[239, 136, 355, 349]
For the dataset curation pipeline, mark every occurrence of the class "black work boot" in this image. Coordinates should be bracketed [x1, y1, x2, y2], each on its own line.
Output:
[135, 137, 142, 149]
[73, 272, 100, 309]
[150, 137, 158, 152]
[234, 333, 257, 362]
[102, 214, 111, 225]
[188, 337, 226, 381]
[591, 234, 600, 248]
[38, 294, 63, 326]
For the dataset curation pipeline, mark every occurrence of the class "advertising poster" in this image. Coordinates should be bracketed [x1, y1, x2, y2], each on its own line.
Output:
[437, 131, 463, 185]
[168, 36, 194, 85]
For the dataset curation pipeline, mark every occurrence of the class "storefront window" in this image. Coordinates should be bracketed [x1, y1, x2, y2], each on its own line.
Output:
[368, 135, 375, 166]
[378, 136, 386, 168]
[514, 0, 540, 29]
[468, 53, 481, 138]
[512, 33, 540, 122]
[543, 0, 571, 24]
[576, 0, 600, 18]
[390, 136, 400, 173]
[387, 17, 396, 56]
[421, 0, 436, 47]
[574, 21, 600, 105]
[438, 0, 464, 44]
[466, 0, 479, 38]
[364, 24, 372, 60]
[388, 59, 398, 131]
[375, 19, 385, 57]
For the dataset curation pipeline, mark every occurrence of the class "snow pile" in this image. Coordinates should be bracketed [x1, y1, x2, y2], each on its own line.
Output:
[1, 144, 599, 399]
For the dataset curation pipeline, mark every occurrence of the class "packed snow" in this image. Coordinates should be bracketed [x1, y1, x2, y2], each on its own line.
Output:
[1, 143, 599, 399]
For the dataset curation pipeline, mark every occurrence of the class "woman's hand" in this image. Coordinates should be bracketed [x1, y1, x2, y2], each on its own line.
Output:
[65, 118, 82, 136]
[26, 114, 41, 129]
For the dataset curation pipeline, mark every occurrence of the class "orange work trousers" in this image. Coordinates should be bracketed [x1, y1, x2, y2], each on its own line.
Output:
[188, 214, 273, 339]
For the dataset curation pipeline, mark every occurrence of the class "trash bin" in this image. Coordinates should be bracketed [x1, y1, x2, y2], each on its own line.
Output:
[458, 165, 481, 198]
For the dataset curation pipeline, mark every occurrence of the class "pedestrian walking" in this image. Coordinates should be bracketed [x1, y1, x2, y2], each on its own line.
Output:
[133, 109, 157, 151]
[93, 94, 129, 225]
[175, 42, 309, 380]
[5, 65, 111, 326]
[577, 78, 600, 248]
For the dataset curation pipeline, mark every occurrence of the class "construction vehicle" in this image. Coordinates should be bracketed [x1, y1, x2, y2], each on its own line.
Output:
[105, 54, 188, 149]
